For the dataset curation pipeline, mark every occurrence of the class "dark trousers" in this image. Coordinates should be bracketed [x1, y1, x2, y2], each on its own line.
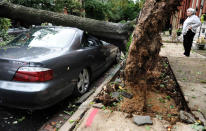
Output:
[183, 29, 195, 56]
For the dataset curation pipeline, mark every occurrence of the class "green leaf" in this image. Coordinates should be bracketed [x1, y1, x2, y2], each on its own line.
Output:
[158, 97, 165, 103]
[192, 96, 196, 99]
[160, 84, 165, 88]
[196, 72, 202, 75]
[183, 77, 187, 80]
[89, 102, 94, 105]
[64, 111, 74, 116]
[156, 115, 162, 120]
[112, 102, 117, 106]
[191, 122, 204, 130]
[145, 126, 151, 130]
[166, 96, 171, 100]
[167, 114, 172, 117]
[170, 105, 174, 109]
[18, 116, 25, 122]
[69, 120, 75, 124]
[102, 106, 106, 110]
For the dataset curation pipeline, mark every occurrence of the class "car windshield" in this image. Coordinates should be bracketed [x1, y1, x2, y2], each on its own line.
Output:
[6, 28, 76, 48]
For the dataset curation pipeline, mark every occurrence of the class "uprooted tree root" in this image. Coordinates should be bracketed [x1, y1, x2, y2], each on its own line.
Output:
[95, 57, 189, 124]
[96, 0, 187, 125]
[121, 57, 190, 124]
[119, 0, 184, 124]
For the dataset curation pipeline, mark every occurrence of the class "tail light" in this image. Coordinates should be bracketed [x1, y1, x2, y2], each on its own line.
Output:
[13, 67, 53, 82]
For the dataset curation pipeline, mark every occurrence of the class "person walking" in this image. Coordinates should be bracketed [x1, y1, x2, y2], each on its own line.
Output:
[182, 8, 201, 57]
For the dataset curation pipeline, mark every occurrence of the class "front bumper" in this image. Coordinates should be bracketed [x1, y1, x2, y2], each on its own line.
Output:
[0, 79, 76, 110]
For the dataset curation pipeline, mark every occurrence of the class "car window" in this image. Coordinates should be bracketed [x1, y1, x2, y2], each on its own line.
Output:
[96, 40, 103, 46]
[6, 28, 76, 48]
[88, 39, 98, 47]
[101, 40, 110, 46]
[81, 34, 101, 48]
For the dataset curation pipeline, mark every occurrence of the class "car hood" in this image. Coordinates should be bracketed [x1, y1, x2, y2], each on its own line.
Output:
[0, 46, 66, 62]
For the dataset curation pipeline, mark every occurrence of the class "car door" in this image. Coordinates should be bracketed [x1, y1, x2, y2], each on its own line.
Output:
[101, 41, 116, 67]
[80, 35, 106, 79]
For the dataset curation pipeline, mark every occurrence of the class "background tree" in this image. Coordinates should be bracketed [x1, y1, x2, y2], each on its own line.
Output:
[9, 0, 83, 16]
[8, 0, 141, 23]
[104, 0, 140, 22]
[123, 0, 140, 21]
[0, 18, 11, 40]
[9, 0, 56, 11]
[84, 0, 106, 20]
[78, 0, 141, 22]
[54, 0, 83, 16]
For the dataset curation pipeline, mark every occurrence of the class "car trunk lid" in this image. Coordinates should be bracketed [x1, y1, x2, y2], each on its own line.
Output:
[0, 58, 29, 81]
[0, 46, 64, 81]
[0, 46, 65, 62]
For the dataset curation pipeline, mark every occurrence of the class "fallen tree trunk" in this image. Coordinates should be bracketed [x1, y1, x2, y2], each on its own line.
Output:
[0, 1, 134, 50]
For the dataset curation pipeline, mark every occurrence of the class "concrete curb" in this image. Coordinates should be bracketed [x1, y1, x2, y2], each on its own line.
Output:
[59, 63, 122, 131]
[166, 57, 191, 112]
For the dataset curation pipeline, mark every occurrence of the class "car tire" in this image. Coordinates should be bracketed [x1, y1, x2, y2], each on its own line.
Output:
[74, 68, 90, 96]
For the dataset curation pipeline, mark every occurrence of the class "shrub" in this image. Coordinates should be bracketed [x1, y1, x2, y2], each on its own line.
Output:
[0, 18, 11, 41]
[126, 34, 132, 52]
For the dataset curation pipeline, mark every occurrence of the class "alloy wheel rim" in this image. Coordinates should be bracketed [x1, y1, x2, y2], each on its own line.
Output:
[77, 69, 89, 94]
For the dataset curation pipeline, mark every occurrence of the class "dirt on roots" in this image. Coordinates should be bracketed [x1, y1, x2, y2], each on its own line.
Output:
[95, 57, 188, 124]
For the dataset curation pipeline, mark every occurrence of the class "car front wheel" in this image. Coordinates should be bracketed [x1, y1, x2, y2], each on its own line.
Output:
[75, 68, 90, 95]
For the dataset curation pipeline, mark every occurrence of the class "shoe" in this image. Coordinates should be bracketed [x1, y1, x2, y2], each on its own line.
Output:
[183, 53, 189, 57]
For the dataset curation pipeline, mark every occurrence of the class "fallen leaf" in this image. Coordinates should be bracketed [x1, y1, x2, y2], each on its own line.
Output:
[69, 120, 75, 124]
[145, 126, 151, 130]
[18, 116, 25, 122]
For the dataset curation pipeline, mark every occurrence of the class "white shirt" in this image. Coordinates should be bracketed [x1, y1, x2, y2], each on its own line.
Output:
[182, 15, 201, 35]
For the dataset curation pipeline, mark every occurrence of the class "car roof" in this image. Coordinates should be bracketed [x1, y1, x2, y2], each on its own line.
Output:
[32, 26, 84, 34]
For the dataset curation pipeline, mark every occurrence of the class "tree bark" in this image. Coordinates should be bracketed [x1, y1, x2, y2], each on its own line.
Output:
[123, 0, 181, 111]
[0, 1, 135, 50]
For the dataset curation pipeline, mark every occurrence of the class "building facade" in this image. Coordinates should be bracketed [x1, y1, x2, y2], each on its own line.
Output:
[172, 0, 206, 29]
[171, 0, 206, 46]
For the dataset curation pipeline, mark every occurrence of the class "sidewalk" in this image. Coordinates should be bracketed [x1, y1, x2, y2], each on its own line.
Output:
[59, 37, 206, 131]
[160, 41, 206, 121]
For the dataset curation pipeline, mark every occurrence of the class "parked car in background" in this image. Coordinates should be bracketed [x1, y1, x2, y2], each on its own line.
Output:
[0, 26, 120, 109]
[7, 27, 29, 36]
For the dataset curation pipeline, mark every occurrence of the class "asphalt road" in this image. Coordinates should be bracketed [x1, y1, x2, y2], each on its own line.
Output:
[0, 65, 116, 131]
